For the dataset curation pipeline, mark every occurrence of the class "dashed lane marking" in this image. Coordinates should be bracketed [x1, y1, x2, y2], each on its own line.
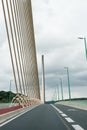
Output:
[61, 113, 67, 117]
[51, 104, 84, 130]
[72, 125, 84, 130]
[65, 117, 74, 123]
[51, 104, 63, 114]
[51, 105, 72, 130]
[58, 110, 63, 114]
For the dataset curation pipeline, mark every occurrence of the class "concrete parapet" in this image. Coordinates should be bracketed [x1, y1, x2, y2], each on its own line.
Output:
[56, 100, 87, 111]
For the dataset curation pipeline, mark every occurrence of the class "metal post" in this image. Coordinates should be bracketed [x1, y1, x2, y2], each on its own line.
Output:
[78, 37, 87, 60]
[42, 55, 45, 103]
[57, 86, 59, 101]
[58, 86, 59, 101]
[84, 38, 87, 59]
[59, 78, 63, 100]
[64, 67, 71, 100]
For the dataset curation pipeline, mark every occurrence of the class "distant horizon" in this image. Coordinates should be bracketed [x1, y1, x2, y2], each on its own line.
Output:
[0, 90, 87, 102]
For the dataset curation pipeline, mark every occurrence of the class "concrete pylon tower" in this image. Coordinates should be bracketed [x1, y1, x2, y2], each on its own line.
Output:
[42, 55, 45, 103]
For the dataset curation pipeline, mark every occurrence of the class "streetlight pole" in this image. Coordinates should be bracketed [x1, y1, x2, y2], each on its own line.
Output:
[56, 86, 59, 101]
[78, 37, 87, 60]
[57, 85, 60, 101]
[64, 67, 71, 100]
[42, 55, 45, 104]
[59, 78, 63, 100]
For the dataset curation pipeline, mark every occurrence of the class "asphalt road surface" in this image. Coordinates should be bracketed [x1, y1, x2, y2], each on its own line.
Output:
[0, 104, 86, 130]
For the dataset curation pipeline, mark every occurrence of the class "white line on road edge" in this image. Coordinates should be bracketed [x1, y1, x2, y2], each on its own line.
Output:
[65, 117, 74, 123]
[72, 125, 84, 130]
[0, 105, 40, 127]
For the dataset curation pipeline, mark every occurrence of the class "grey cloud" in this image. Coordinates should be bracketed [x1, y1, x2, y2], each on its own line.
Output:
[0, 0, 87, 99]
[0, 25, 7, 47]
[43, 0, 50, 5]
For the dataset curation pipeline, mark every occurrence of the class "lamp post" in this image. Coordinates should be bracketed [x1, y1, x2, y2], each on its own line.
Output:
[78, 37, 87, 60]
[57, 85, 60, 101]
[56, 86, 59, 101]
[42, 55, 45, 104]
[59, 78, 63, 100]
[64, 67, 71, 100]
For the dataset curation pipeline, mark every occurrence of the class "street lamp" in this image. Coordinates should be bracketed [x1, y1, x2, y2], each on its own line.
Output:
[64, 67, 71, 100]
[42, 55, 45, 104]
[56, 85, 60, 101]
[59, 78, 63, 100]
[52, 88, 57, 101]
[78, 37, 87, 60]
[57, 85, 60, 101]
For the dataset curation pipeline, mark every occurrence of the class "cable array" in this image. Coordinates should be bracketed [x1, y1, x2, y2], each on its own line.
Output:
[2, 0, 40, 101]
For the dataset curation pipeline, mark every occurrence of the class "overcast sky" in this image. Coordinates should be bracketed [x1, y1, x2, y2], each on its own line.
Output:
[0, 0, 87, 101]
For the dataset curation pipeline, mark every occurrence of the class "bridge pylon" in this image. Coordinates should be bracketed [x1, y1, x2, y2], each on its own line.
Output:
[2, 0, 41, 106]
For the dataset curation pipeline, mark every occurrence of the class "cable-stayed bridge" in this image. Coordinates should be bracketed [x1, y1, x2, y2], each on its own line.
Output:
[0, 0, 87, 130]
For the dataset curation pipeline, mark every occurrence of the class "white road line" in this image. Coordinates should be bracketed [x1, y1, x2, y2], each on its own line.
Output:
[51, 104, 63, 114]
[58, 110, 63, 114]
[0, 105, 39, 127]
[51, 104, 84, 130]
[61, 113, 67, 117]
[65, 117, 74, 123]
[0, 109, 31, 127]
[0, 112, 26, 127]
[72, 124, 84, 130]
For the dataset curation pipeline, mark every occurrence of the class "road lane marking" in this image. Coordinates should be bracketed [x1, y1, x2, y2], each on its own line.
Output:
[58, 110, 63, 114]
[72, 125, 84, 130]
[65, 117, 74, 123]
[51, 104, 63, 114]
[51, 104, 85, 130]
[0, 109, 32, 127]
[0, 112, 26, 127]
[51, 105, 72, 130]
[61, 113, 67, 117]
[0, 105, 39, 127]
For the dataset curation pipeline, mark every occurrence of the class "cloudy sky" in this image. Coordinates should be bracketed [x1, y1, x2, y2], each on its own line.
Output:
[0, 0, 87, 101]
